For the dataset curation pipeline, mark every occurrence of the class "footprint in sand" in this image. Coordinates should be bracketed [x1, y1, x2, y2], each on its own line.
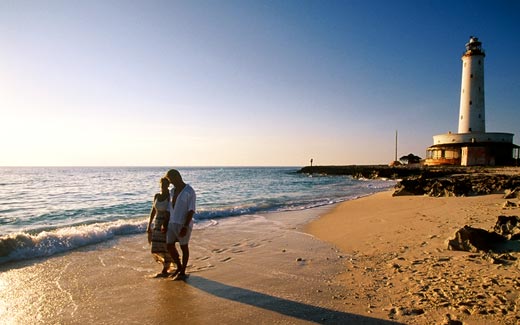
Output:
[191, 265, 215, 273]
[247, 242, 262, 248]
[212, 248, 228, 254]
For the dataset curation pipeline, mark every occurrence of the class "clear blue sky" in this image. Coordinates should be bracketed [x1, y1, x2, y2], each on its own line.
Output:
[1, 0, 519, 166]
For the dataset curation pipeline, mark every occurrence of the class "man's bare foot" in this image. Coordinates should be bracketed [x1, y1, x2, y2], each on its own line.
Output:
[168, 269, 181, 278]
[154, 271, 169, 278]
[172, 273, 189, 281]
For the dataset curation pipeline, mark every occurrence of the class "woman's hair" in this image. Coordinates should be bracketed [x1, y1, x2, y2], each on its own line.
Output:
[160, 177, 169, 185]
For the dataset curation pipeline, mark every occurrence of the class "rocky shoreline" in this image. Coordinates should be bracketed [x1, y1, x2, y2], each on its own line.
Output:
[298, 165, 466, 179]
[298, 165, 520, 198]
[393, 173, 520, 197]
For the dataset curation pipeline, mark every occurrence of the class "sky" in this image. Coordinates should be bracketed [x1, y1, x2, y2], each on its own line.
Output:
[1, 0, 519, 167]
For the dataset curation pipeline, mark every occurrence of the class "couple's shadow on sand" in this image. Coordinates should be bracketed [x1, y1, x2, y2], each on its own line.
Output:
[187, 276, 402, 324]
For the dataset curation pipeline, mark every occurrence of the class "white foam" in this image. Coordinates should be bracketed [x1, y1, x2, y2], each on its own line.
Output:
[0, 219, 147, 265]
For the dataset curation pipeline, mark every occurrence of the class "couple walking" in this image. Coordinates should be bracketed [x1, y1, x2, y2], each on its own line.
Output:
[147, 169, 196, 280]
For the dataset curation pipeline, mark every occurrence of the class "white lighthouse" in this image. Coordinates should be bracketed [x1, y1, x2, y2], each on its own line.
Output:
[425, 36, 518, 166]
[458, 36, 486, 133]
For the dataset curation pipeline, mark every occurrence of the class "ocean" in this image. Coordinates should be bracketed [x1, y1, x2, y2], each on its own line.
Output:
[0, 167, 395, 266]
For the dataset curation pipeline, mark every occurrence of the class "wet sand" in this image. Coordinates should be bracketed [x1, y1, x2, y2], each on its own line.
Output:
[0, 206, 396, 324]
[1, 191, 518, 324]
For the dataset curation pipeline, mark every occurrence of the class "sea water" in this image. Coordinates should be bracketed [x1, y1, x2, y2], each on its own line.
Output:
[0, 167, 395, 265]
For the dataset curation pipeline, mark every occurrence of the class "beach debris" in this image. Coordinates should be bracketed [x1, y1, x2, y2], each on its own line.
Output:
[503, 187, 520, 199]
[388, 306, 424, 318]
[389, 263, 401, 271]
[483, 252, 518, 265]
[443, 314, 463, 325]
[502, 200, 518, 208]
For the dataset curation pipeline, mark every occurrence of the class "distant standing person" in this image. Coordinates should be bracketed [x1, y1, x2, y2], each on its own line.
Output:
[147, 177, 173, 277]
[310, 158, 313, 167]
[165, 169, 196, 281]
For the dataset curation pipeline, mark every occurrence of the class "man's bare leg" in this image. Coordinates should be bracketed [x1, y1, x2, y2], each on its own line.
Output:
[171, 244, 190, 280]
[179, 244, 189, 275]
[167, 243, 182, 277]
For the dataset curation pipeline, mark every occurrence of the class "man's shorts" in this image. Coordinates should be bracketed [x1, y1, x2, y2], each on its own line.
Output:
[166, 223, 192, 245]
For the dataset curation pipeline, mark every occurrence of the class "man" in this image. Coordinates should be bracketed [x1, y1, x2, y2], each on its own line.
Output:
[164, 169, 196, 281]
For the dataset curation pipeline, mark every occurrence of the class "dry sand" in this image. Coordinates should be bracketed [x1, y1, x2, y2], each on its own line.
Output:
[306, 191, 520, 325]
[1, 191, 519, 324]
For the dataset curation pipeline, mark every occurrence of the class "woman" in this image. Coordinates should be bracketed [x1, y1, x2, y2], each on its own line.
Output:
[147, 177, 173, 277]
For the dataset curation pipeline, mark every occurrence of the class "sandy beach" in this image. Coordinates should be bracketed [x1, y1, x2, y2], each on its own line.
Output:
[307, 191, 520, 324]
[1, 190, 519, 324]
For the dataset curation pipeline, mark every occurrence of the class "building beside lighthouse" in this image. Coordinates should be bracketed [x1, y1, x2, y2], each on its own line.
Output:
[425, 37, 519, 166]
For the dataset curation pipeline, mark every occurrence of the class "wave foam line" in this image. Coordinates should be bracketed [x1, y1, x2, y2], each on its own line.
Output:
[0, 219, 147, 265]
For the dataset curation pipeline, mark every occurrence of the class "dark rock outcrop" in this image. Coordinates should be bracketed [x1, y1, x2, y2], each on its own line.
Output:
[299, 165, 520, 198]
[493, 215, 520, 240]
[393, 174, 520, 197]
[448, 225, 510, 252]
[448, 216, 520, 264]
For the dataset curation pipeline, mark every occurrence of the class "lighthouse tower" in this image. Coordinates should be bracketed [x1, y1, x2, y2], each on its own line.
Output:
[425, 36, 518, 166]
[458, 36, 485, 133]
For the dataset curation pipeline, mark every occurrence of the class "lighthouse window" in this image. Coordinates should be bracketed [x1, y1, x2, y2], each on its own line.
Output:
[470, 74, 473, 78]
[470, 100, 472, 105]
[461, 115, 463, 120]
